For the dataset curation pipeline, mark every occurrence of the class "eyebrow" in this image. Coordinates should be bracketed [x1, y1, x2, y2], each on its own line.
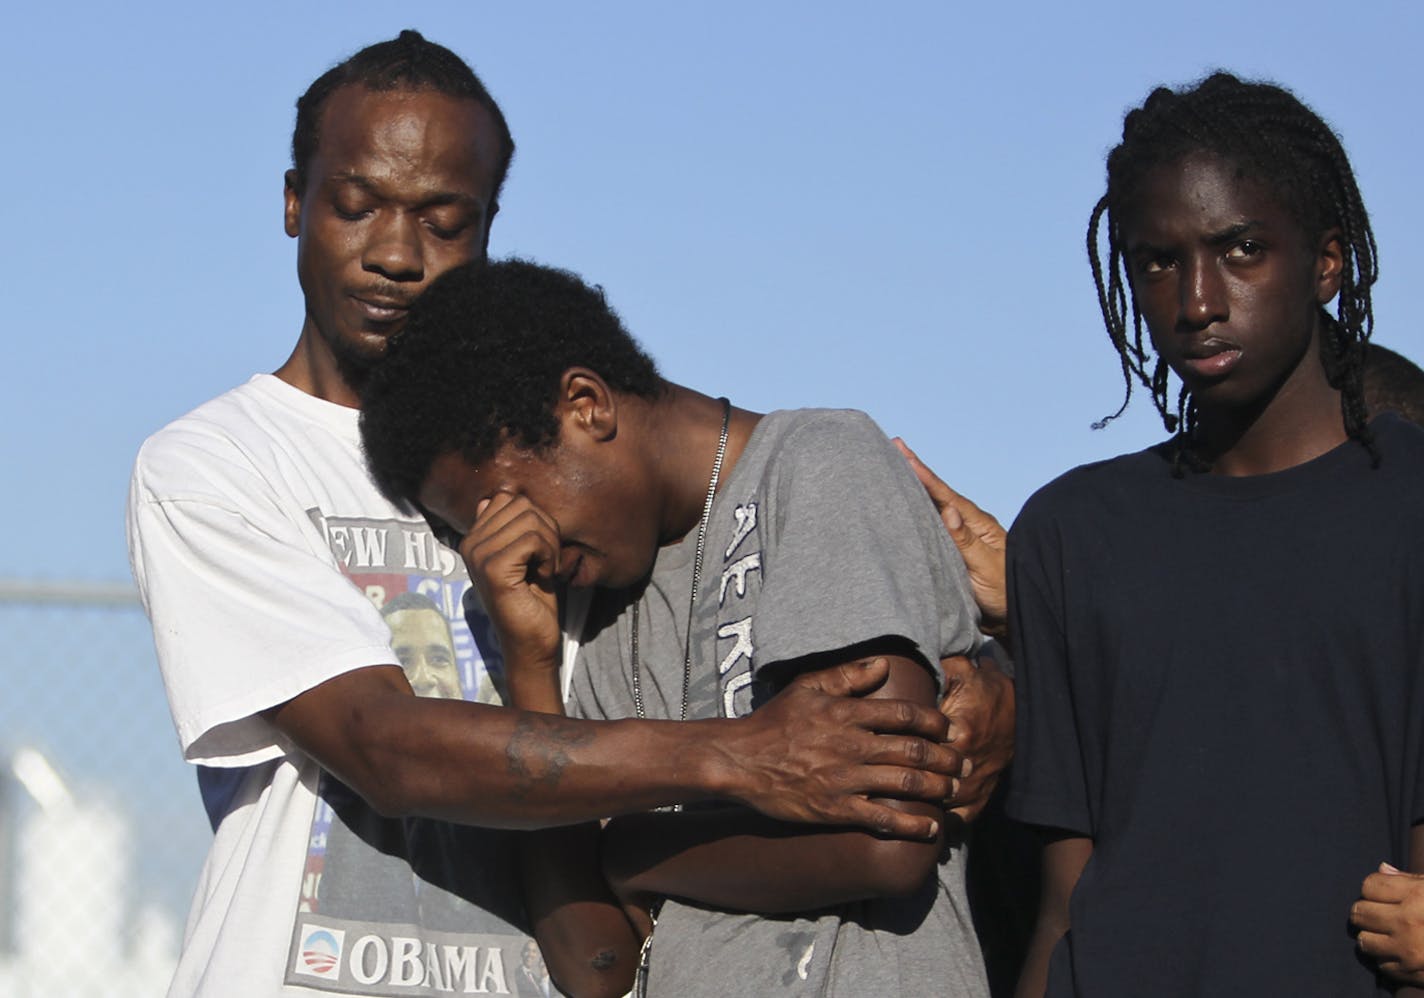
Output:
[1128, 219, 1265, 256]
[1204, 220, 1263, 245]
[328, 172, 481, 209]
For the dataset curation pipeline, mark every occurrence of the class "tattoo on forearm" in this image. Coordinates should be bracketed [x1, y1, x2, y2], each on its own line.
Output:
[590, 949, 617, 971]
[505, 714, 595, 799]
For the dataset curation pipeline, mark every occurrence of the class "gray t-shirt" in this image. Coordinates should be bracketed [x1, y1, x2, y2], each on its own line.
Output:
[571, 408, 989, 997]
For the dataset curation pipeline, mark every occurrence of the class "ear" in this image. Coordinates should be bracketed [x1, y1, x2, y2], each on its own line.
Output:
[1314, 227, 1345, 305]
[284, 169, 302, 239]
[480, 201, 498, 258]
[557, 368, 618, 444]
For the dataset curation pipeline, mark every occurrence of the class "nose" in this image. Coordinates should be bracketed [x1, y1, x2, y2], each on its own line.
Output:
[1178, 255, 1228, 331]
[403, 651, 434, 690]
[362, 211, 424, 283]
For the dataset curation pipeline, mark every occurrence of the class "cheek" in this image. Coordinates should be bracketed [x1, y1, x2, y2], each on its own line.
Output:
[1131, 281, 1178, 336]
[301, 220, 363, 275]
[426, 236, 487, 278]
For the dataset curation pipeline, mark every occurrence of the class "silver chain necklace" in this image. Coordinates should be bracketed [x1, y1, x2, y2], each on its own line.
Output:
[630, 396, 731, 722]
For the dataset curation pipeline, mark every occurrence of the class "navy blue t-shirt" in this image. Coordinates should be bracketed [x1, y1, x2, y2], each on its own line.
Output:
[1007, 415, 1424, 996]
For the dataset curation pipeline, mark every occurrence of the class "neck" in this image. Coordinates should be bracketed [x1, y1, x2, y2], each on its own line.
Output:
[637, 383, 762, 544]
[273, 320, 366, 409]
[1194, 354, 1347, 477]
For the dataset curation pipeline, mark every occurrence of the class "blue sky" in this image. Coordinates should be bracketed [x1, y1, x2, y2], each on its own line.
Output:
[4, 0, 1422, 583]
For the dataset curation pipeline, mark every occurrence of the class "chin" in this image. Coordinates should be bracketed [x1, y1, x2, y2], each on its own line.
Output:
[601, 563, 653, 591]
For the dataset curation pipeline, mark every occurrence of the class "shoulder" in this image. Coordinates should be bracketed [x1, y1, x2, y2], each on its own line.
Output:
[1372, 413, 1424, 469]
[131, 376, 333, 506]
[135, 379, 267, 476]
[744, 409, 920, 519]
[762, 407, 887, 449]
[1014, 445, 1167, 536]
[753, 408, 898, 479]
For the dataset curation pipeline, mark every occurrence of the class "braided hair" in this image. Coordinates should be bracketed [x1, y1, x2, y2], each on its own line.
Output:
[1087, 72, 1378, 465]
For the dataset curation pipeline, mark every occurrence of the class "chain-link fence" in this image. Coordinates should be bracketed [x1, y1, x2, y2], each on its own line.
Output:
[0, 579, 209, 997]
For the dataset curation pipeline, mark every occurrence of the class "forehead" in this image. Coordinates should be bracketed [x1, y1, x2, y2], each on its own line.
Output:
[386, 608, 452, 643]
[1120, 153, 1295, 243]
[312, 85, 502, 201]
[419, 445, 554, 529]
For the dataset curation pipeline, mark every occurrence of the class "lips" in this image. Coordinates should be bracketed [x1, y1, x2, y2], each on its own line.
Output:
[1177, 337, 1242, 380]
[350, 292, 414, 325]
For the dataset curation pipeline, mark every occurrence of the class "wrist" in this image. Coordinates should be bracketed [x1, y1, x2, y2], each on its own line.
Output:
[505, 657, 564, 714]
[685, 718, 742, 803]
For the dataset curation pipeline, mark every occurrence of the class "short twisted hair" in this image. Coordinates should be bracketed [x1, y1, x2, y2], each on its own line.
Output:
[291, 29, 514, 203]
[360, 259, 663, 506]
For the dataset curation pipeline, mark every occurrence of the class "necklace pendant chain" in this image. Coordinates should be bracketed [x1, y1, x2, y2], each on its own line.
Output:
[631, 397, 731, 723]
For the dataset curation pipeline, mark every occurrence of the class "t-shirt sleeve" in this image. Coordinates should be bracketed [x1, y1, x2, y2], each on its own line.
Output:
[1003, 498, 1093, 836]
[748, 412, 979, 692]
[127, 434, 397, 767]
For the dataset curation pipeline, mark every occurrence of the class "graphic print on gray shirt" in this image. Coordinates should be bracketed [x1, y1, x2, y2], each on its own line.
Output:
[571, 408, 991, 997]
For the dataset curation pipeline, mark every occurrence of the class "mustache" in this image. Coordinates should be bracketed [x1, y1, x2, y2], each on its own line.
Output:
[350, 285, 418, 310]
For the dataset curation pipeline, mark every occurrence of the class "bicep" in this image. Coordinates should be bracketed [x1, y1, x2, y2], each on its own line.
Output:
[133, 493, 398, 762]
[791, 649, 944, 883]
[1017, 831, 1092, 998]
[602, 650, 947, 911]
[752, 415, 980, 674]
[1040, 831, 1093, 919]
[261, 664, 421, 812]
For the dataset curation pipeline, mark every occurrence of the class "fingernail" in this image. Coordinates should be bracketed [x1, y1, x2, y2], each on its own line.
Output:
[476, 498, 491, 516]
[1382, 862, 1402, 874]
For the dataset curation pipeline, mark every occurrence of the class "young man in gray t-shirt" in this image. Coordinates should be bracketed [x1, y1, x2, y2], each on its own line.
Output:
[361, 258, 992, 997]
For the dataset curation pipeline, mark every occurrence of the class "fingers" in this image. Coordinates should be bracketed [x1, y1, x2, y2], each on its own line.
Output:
[893, 438, 960, 522]
[894, 437, 1004, 537]
[845, 762, 957, 803]
[939, 654, 976, 687]
[462, 493, 563, 587]
[1352, 898, 1403, 933]
[781, 655, 955, 739]
[833, 692, 951, 743]
[846, 732, 964, 779]
[1356, 927, 1424, 984]
[1357, 928, 1399, 961]
[946, 489, 1000, 540]
[829, 794, 943, 841]
[1362, 871, 1424, 903]
[790, 655, 892, 698]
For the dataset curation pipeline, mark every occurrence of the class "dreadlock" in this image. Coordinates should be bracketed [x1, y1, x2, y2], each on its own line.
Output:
[1087, 72, 1379, 468]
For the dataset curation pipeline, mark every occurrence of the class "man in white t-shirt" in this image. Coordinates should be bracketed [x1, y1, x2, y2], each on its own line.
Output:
[127, 31, 975, 998]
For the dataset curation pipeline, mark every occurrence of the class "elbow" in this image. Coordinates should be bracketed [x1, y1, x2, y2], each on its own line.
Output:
[857, 833, 941, 898]
[330, 758, 417, 819]
[322, 701, 430, 819]
[538, 933, 638, 998]
[356, 776, 415, 820]
[546, 955, 636, 998]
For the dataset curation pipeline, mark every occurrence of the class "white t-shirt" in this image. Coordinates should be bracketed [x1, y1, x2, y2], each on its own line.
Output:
[128, 374, 547, 997]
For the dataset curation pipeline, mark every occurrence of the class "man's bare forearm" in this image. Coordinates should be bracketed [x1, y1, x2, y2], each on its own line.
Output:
[264, 660, 960, 834]
[603, 803, 942, 914]
[270, 671, 752, 828]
